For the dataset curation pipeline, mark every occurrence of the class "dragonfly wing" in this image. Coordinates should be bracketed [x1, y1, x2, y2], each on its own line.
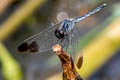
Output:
[18, 22, 62, 53]
[67, 25, 83, 69]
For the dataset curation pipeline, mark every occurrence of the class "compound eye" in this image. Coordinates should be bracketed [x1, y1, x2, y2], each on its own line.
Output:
[60, 30, 64, 34]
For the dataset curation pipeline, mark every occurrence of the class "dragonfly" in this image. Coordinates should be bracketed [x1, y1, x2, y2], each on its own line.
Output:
[18, 3, 106, 68]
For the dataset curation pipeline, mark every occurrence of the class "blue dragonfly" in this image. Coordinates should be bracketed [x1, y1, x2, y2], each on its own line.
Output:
[18, 3, 106, 68]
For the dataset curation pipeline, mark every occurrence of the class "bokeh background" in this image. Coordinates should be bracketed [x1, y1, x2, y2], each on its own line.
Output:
[0, 0, 120, 80]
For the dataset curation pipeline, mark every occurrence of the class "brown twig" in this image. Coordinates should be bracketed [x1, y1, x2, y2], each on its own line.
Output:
[52, 44, 82, 80]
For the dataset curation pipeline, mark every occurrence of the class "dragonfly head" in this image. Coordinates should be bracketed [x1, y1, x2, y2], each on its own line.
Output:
[55, 29, 66, 39]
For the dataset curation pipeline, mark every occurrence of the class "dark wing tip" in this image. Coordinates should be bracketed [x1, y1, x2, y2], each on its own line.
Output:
[18, 42, 28, 52]
[18, 41, 39, 53]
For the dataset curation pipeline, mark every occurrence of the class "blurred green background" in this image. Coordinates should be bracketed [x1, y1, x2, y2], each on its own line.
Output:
[0, 0, 120, 80]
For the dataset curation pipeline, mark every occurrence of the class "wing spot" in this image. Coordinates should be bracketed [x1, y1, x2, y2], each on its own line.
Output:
[18, 42, 28, 52]
[28, 41, 39, 53]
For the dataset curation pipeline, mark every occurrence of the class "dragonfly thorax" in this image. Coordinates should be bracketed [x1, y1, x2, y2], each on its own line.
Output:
[55, 19, 75, 39]
[62, 19, 75, 32]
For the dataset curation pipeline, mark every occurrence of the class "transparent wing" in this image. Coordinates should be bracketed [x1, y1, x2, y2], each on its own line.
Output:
[66, 25, 83, 69]
[18, 22, 62, 53]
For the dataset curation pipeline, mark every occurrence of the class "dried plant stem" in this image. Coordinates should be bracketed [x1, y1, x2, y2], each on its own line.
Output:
[52, 44, 82, 80]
